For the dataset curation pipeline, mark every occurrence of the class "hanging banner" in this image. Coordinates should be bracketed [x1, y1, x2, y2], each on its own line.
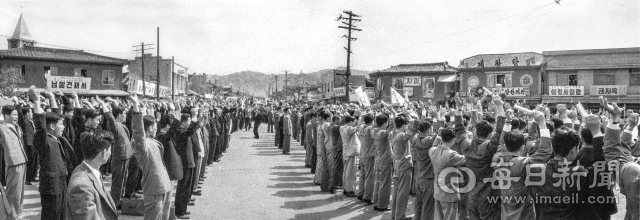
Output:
[489, 87, 529, 97]
[422, 77, 435, 98]
[549, 86, 584, 96]
[48, 76, 91, 92]
[404, 76, 421, 86]
[365, 87, 375, 99]
[333, 87, 346, 97]
[590, 85, 627, 96]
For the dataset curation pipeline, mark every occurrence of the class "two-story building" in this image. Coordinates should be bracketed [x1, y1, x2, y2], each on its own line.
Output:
[542, 47, 640, 110]
[458, 52, 543, 104]
[127, 54, 189, 98]
[320, 69, 366, 103]
[0, 14, 128, 96]
[369, 62, 458, 103]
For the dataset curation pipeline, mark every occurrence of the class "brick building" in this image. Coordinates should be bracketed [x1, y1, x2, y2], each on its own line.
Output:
[0, 14, 128, 96]
[320, 69, 366, 102]
[458, 52, 543, 104]
[369, 62, 458, 102]
[127, 54, 189, 97]
[542, 47, 640, 110]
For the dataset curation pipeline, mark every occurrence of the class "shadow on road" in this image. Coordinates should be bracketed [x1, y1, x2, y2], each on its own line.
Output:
[270, 171, 308, 176]
[268, 182, 316, 189]
[269, 176, 311, 182]
[272, 165, 303, 170]
[272, 189, 324, 198]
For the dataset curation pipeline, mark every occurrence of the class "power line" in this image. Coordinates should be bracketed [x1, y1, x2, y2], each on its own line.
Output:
[360, 2, 557, 60]
[337, 10, 361, 102]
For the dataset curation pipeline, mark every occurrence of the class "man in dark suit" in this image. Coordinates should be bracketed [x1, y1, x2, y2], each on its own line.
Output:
[253, 107, 262, 139]
[100, 98, 132, 209]
[18, 105, 36, 185]
[174, 106, 203, 219]
[66, 130, 118, 220]
[31, 88, 70, 220]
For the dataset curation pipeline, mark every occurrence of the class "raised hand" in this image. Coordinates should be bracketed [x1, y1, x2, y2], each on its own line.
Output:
[71, 91, 78, 100]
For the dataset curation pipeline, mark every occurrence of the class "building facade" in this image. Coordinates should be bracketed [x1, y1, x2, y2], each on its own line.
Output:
[458, 52, 543, 104]
[320, 70, 366, 102]
[0, 14, 128, 96]
[127, 54, 188, 97]
[370, 62, 458, 102]
[542, 47, 640, 109]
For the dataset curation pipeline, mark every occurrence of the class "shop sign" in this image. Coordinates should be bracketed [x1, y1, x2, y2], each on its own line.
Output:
[333, 87, 346, 97]
[422, 77, 435, 98]
[549, 86, 583, 96]
[404, 76, 421, 86]
[48, 76, 91, 92]
[489, 87, 529, 97]
[590, 85, 627, 96]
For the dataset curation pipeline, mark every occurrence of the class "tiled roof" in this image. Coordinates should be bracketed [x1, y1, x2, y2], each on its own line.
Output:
[0, 47, 127, 65]
[376, 62, 457, 74]
[458, 52, 542, 68]
[543, 47, 640, 70]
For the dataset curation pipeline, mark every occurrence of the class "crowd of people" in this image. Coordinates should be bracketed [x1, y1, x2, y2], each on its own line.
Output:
[0, 84, 250, 220]
[268, 92, 640, 220]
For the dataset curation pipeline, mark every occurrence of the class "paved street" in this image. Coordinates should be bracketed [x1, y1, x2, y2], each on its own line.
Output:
[21, 123, 629, 220]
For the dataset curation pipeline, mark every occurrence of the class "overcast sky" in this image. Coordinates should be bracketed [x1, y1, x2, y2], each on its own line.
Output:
[0, 0, 638, 75]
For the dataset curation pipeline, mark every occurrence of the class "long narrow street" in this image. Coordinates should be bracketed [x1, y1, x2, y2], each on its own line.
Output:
[185, 125, 403, 220]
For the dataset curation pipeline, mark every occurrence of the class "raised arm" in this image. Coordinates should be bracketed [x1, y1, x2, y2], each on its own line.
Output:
[601, 97, 633, 164]
[129, 94, 145, 153]
[529, 111, 553, 163]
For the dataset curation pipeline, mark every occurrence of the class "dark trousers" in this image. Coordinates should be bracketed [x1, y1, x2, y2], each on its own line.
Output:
[253, 122, 260, 138]
[124, 157, 141, 197]
[268, 120, 273, 132]
[311, 145, 317, 173]
[333, 150, 343, 188]
[245, 118, 252, 130]
[25, 145, 38, 181]
[175, 167, 193, 215]
[110, 158, 129, 206]
[41, 192, 65, 220]
[207, 136, 218, 165]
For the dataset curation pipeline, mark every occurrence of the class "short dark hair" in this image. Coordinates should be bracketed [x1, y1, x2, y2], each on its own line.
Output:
[159, 114, 174, 129]
[440, 128, 455, 143]
[550, 117, 564, 130]
[580, 127, 594, 146]
[483, 114, 496, 124]
[143, 115, 157, 131]
[476, 120, 494, 139]
[1, 105, 15, 116]
[320, 111, 332, 120]
[395, 115, 407, 129]
[85, 109, 100, 120]
[45, 112, 64, 128]
[419, 120, 432, 133]
[363, 113, 374, 124]
[504, 131, 525, 152]
[112, 106, 125, 119]
[21, 107, 31, 116]
[344, 115, 356, 124]
[375, 113, 389, 127]
[552, 127, 580, 157]
[80, 130, 114, 159]
[284, 107, 290, 113]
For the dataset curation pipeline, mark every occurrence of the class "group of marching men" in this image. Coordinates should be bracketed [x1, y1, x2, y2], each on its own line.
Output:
[0, 84, 240, 220]
[273, 92, 640, 220]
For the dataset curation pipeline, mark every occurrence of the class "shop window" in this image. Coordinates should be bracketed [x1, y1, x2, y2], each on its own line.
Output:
[102, 70, 115, 85]
[593, 73, 616, 85]
[568, 75, 578, 85]
[393, 78, 404, 89]
[44, 66, 58, 76]
[630, 69, 640, 86]
[496, 75, 505, 87]
[13, 65, 25, 83]
[74, 68, 87, 77]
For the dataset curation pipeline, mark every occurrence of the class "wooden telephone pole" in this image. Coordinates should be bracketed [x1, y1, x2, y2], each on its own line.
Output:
[337, 10, 361, 102]
[133, 43, 154, 97]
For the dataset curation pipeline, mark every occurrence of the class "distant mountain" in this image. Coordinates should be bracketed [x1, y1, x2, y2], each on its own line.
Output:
[205, 67, 370, 97]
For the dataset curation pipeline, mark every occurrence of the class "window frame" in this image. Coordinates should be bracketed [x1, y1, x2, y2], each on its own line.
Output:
[102, 70, 115, 85]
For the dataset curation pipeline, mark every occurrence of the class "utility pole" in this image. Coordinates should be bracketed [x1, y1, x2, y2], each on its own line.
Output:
[284, 71, 289, 101]
[156, 27, 160, 99]
[133, 43, 154, 97]
[274, 74, 278, 100]
[171, 56, 175, 101]
[337, 10, 361, 102]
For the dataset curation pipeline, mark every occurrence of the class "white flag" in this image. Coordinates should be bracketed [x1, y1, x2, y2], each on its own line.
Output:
[390, 87, 406, 105]
[354, 86, 371, 106]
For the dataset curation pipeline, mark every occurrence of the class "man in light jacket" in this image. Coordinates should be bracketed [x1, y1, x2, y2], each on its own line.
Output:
[339, 115, 359, 197]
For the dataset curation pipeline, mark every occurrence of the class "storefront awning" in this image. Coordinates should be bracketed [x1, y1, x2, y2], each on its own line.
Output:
[438, 75, 457, 82]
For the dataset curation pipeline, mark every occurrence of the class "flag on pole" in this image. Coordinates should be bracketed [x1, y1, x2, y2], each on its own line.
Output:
[354, 86, 371, 106]
[390, 87, 406, 105]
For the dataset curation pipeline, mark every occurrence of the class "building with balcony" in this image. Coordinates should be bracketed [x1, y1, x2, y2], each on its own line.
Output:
[369, 62, 458, 103]
[542, 47, 640, 110]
